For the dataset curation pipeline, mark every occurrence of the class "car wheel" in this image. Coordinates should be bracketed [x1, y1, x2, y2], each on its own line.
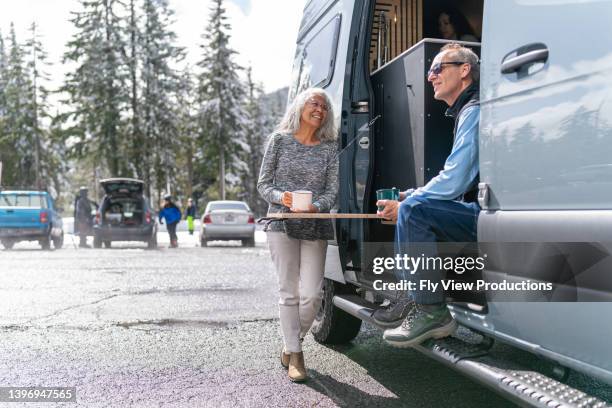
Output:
[103, 241, 112, 248]
[1, 239, 15, 250]
[200, 237, 207, 247]
[93, 235, 102, 248]
[242, 237, 255, 247]
[53, 232, 64, 250]
[147, 234, 157, 249]
[311, 279, 362, 345]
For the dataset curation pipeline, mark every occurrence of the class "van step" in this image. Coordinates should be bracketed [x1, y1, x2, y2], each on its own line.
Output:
[332, 294, 382, 326]
[332, 294, 611, 408]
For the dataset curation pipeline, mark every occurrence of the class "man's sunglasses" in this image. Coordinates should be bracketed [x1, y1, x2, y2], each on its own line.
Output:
[428, 61, 467, 77]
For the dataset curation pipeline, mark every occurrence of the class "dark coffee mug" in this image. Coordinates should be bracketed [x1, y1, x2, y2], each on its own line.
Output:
[376, 187, 399, 211]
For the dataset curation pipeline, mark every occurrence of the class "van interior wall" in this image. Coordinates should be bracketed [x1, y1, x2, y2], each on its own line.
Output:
[369, 0, 483, 72]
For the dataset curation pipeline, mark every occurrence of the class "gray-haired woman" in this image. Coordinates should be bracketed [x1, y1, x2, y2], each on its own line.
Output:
[257, 88, 339, 382]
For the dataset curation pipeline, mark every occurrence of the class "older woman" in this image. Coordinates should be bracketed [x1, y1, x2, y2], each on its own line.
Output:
[257, 88, 338, 382]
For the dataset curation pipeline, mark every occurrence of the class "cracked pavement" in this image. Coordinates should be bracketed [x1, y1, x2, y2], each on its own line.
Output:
[0, 233, 608, 407]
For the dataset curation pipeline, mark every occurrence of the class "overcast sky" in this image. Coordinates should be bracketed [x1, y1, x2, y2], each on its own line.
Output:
[0, 0, 305, 99]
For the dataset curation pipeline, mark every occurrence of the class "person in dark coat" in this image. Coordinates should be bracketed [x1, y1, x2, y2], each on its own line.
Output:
[185, 198, 197, 235]
[75, 187, 93, 248]
[159, 194, 182, 248]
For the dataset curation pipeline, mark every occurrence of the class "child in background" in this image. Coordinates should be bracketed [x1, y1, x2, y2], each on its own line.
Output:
[159, 194, 182, 248]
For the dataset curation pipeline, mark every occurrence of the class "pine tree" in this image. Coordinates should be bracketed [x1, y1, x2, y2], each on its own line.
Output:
[4, 24, 36, 187]
[175, 67, 198, 201]
[61, 0, 129, 177]
[241, 67, 268, 215]
[196, 0, 248, 200]
[0, 29, 12, 186]
[141, 0, 184, 202]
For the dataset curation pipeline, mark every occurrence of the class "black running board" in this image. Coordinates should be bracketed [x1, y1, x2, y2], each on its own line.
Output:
[332, 294, 610, 408]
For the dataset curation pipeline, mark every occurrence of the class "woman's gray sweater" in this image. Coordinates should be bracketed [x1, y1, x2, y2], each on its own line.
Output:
[257, 132, 339, 240]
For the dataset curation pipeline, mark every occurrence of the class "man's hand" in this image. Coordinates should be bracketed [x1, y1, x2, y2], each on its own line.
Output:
[281, 191, 292, 208]
[377, 199, 400, 221]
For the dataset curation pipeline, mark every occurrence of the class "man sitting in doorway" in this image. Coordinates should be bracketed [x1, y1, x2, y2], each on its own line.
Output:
[374, 43, 480, 346]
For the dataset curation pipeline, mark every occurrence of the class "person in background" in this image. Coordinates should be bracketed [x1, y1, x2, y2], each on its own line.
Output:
[75, 187, 93, 248]
[257, 87, 339, 382]
[437, 8, 479, 42]
[159, 194, 182, 248]
[185, 198, 197, 235]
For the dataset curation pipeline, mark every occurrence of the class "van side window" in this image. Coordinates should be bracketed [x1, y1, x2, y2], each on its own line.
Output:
[298, 14, 341, 91]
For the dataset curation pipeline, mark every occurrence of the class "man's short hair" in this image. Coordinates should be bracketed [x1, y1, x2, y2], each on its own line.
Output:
[440, 43, 479, 83]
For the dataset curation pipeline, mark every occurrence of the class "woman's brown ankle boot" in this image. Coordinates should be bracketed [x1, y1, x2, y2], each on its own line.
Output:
[288, 352, 307, 382]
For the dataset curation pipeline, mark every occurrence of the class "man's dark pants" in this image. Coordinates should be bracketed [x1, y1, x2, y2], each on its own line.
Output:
[395, 195, 479, 304]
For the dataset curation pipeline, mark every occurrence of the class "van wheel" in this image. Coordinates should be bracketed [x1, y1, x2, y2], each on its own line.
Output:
[311, 279, 362, 344]
[40, 235, 51, 250]
[103, 241, 112, 248]
[53, 232, 64, 249]
[93, 236, 102, 248]
[1, 239, 14, 250]
[147, 234, 157, 249]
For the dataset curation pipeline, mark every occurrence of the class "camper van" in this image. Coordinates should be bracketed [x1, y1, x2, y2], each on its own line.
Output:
[289, 0, 612, 406]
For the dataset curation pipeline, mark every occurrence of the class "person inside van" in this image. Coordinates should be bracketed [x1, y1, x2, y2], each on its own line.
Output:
[437, 9, 479, 42]
[375, 43, 480, 347]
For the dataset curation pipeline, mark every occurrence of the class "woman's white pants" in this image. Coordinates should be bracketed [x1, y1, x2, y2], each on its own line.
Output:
[267, 232, 327, 352]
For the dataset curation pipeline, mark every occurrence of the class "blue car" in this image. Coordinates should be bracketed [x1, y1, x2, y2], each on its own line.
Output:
[0, 190, 64, 250]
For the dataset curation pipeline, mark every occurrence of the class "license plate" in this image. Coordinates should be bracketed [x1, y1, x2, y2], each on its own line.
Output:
[224, 214, 235, 223]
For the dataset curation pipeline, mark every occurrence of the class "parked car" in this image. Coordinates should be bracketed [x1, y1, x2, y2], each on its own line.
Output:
[0, 190, 64, 250]
[92, 178, 157, 249]
[291, 0, 612, 406]
[199, 200, 255, 247]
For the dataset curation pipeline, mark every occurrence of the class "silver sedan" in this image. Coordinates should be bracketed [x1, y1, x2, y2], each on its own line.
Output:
[199, 201, 256, 247]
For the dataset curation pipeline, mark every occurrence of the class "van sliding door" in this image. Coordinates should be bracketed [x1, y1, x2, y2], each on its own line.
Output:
[479, 0, 612, 381]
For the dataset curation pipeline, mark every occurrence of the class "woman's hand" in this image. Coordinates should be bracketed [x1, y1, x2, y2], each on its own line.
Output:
[290, 204, 319, 213]
[281, 191, 293, 208]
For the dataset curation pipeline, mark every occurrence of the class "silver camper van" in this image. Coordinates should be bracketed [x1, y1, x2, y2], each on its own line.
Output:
[289, 0, 612, 406]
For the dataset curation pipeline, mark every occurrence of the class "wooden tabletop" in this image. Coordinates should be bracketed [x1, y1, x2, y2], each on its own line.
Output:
[264, 212, 383, 219]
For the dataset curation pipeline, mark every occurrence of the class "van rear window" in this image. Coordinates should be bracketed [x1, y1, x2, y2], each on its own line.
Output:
[0, 194, 47, 208]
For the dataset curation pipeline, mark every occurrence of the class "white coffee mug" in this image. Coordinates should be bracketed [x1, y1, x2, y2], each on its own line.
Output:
[292, 190, 313, 211]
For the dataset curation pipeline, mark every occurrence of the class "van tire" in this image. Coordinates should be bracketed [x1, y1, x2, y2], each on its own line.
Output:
[311, 279, 362, 344]
[147, 234, 157, 249]
[53, 232, 64, 249]
[1, 239, 14, 250]
[40, 234, 51, 250]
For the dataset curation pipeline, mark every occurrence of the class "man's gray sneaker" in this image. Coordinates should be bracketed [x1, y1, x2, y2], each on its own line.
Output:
[372, 297, 415, 328]
[383, 304, 457, 348]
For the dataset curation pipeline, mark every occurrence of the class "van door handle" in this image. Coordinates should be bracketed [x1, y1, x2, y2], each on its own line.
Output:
[501, 44, 549, 74]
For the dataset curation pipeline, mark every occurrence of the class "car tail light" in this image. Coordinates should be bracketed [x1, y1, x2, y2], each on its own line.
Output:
[204, 214, 212, 224]
[248, 215, 255, 224]
[39, 211, 48, 224]
[95, 211, 101, 225]
[145, 211, 151, 224]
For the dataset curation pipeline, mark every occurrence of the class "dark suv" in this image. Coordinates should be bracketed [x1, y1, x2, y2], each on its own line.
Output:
[93, 178, 157, 249]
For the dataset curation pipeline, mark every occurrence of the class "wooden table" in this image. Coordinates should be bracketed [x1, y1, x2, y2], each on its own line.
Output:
[264, 213, 383, 219]
[262, 212, 394, 225]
